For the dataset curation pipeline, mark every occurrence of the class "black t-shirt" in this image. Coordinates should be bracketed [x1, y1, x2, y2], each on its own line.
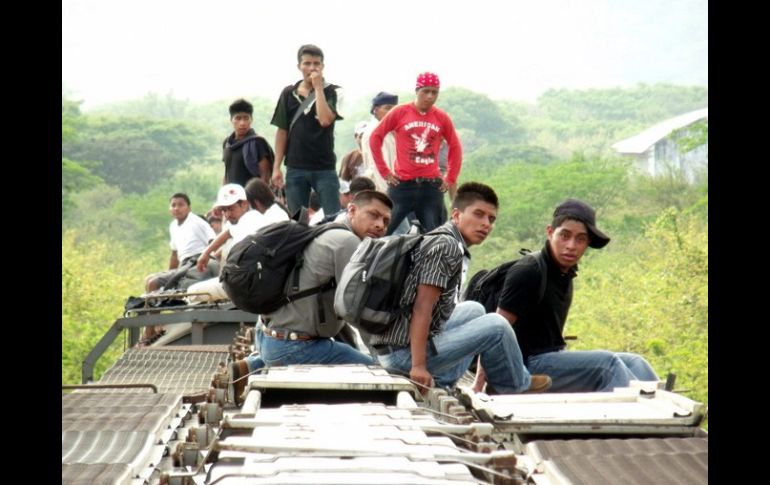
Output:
[497, 242, 575, 359]
[270, 82, 342, 171]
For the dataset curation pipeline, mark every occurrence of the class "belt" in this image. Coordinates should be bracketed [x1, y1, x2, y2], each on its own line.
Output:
[404, 177, 442, 184]
[263, 328, 316, 341]
[372, 344, 407, 356]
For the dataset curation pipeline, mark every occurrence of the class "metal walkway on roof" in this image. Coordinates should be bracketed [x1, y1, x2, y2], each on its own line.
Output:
[62, 391, 190, 485]
[98, 345, 229, 402]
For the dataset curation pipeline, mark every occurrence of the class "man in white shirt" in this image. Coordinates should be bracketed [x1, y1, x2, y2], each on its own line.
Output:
[142, 193, 217, 342]
[360, 92, 398, 192]
[188, 183, 289, 303]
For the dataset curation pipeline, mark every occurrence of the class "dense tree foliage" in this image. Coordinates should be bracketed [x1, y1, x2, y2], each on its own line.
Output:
[62, 116, 216, 193]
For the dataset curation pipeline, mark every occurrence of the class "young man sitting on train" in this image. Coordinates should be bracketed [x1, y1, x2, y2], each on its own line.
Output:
[473, 199, 659, 393]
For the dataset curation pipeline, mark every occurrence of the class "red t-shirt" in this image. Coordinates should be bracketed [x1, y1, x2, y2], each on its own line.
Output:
[368, 103, 462, 184]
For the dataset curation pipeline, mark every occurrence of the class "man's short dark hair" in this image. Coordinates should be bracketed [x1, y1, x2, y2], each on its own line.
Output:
[229, 98, 253, 117]
[349, 176, 376, 194]
[352, 190, 393, 210]
[170, 192, 191, 206]
[451, 182, 498, 210]
[297, 44, 324, 63]
[245, 178, 275, 208]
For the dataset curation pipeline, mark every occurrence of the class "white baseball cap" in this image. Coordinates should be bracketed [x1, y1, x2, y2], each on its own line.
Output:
[215, 183, 247, 208]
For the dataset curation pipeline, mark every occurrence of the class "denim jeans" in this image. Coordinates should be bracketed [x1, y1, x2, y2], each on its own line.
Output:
[526, 350, 659, 392]
[376, 301, 532, 393]
[258, 329, 375, 367]
[285, 167, 341, 216]
[386, 179, 445, 235]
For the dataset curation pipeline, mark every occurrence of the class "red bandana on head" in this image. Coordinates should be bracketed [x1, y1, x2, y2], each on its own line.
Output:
[416, 72, 440, 89]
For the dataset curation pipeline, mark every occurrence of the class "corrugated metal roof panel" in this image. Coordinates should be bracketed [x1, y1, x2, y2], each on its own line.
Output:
[61, 463, 132, 485]
[612, 108, 708, 154]
[529, 437, 708, 485]
[61, 430, 154, 464]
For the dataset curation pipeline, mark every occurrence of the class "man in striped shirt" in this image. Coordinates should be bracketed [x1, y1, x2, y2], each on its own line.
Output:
[369, 182, 551, 394]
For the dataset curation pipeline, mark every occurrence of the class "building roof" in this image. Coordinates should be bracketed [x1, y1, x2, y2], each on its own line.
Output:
[612, 108, 708, 154]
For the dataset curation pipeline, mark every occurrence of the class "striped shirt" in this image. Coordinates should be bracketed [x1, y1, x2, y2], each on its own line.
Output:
[369, 221, 471, 347]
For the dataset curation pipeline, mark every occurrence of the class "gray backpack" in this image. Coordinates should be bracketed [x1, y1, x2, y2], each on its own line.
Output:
[334, 234, 424, 334]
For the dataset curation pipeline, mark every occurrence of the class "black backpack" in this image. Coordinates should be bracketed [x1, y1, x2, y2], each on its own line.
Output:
[220, 220, 348, 314]
[462, 249, 548, 313]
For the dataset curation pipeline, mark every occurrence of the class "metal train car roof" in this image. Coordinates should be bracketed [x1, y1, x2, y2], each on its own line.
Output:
[63, 300, 707, 484]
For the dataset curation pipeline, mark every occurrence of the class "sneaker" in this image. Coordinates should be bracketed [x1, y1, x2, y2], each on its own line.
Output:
[524, 375, 552, 394]
[230, 360, 250, 406]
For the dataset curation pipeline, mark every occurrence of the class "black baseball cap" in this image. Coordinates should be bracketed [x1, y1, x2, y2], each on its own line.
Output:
[553, 199, 611, 249]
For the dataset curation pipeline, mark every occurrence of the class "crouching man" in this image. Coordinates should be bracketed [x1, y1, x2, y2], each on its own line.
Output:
[369, 182, 551, 394]
[230, 190, 393, 403]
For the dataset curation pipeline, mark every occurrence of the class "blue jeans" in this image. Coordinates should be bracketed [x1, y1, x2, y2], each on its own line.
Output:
[258, 329, 375, 367]
[285, 167, 341, 216]
[526, 350, 659, 392]
[386, 179, 445, 235]
[376, 301, 532, 393]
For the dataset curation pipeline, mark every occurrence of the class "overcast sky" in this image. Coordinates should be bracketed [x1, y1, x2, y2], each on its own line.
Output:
[62, 0, 707, 110]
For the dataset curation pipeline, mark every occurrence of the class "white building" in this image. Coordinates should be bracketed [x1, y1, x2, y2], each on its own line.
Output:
[612, 108, 708, 184]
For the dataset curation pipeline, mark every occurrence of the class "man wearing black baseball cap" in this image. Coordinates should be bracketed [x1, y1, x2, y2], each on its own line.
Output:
[473, 198, 659, 393]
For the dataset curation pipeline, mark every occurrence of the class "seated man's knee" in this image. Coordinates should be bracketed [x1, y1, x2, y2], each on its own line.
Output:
[146, 276, 161, 292]
[458, 300, 486, 318]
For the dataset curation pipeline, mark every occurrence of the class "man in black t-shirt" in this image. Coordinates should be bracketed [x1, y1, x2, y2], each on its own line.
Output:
[475, 199, 659, 393]
[270, 44, 342, 217]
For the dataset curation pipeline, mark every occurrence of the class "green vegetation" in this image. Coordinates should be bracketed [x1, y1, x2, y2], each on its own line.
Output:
[61, 84, 707, 417]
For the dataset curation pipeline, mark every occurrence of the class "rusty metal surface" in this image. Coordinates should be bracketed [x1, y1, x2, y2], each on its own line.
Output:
[97, 346, 228, 397]
[529, 437, 708, 485]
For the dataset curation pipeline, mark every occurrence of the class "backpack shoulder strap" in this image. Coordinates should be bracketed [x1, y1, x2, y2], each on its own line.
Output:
[289, 89, 318, 133]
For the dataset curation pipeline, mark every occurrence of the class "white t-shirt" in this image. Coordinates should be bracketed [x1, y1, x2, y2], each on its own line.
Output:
[228, 210, 266, 243]
[361, 117, 397, 192]
[263, 203, 290, 225]
[169, 213, 215, 261]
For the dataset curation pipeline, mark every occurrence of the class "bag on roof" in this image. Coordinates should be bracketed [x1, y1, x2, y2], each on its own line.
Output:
[462, 249, 547, 313]
[334, 233, 425, 334]
[220, 218, 348, 314]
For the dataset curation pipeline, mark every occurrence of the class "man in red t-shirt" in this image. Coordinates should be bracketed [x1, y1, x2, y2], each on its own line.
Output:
[368, 72, 462, 234]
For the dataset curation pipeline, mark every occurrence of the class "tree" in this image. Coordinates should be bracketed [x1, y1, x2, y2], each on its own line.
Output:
[62, 117, 216, 193]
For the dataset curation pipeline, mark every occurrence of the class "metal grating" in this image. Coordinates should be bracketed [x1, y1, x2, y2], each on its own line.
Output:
[61, 463, 132, 485]
[98, 345, 228, 397]
[531, 437, 708, 485]
[62, 392, 183, 436]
